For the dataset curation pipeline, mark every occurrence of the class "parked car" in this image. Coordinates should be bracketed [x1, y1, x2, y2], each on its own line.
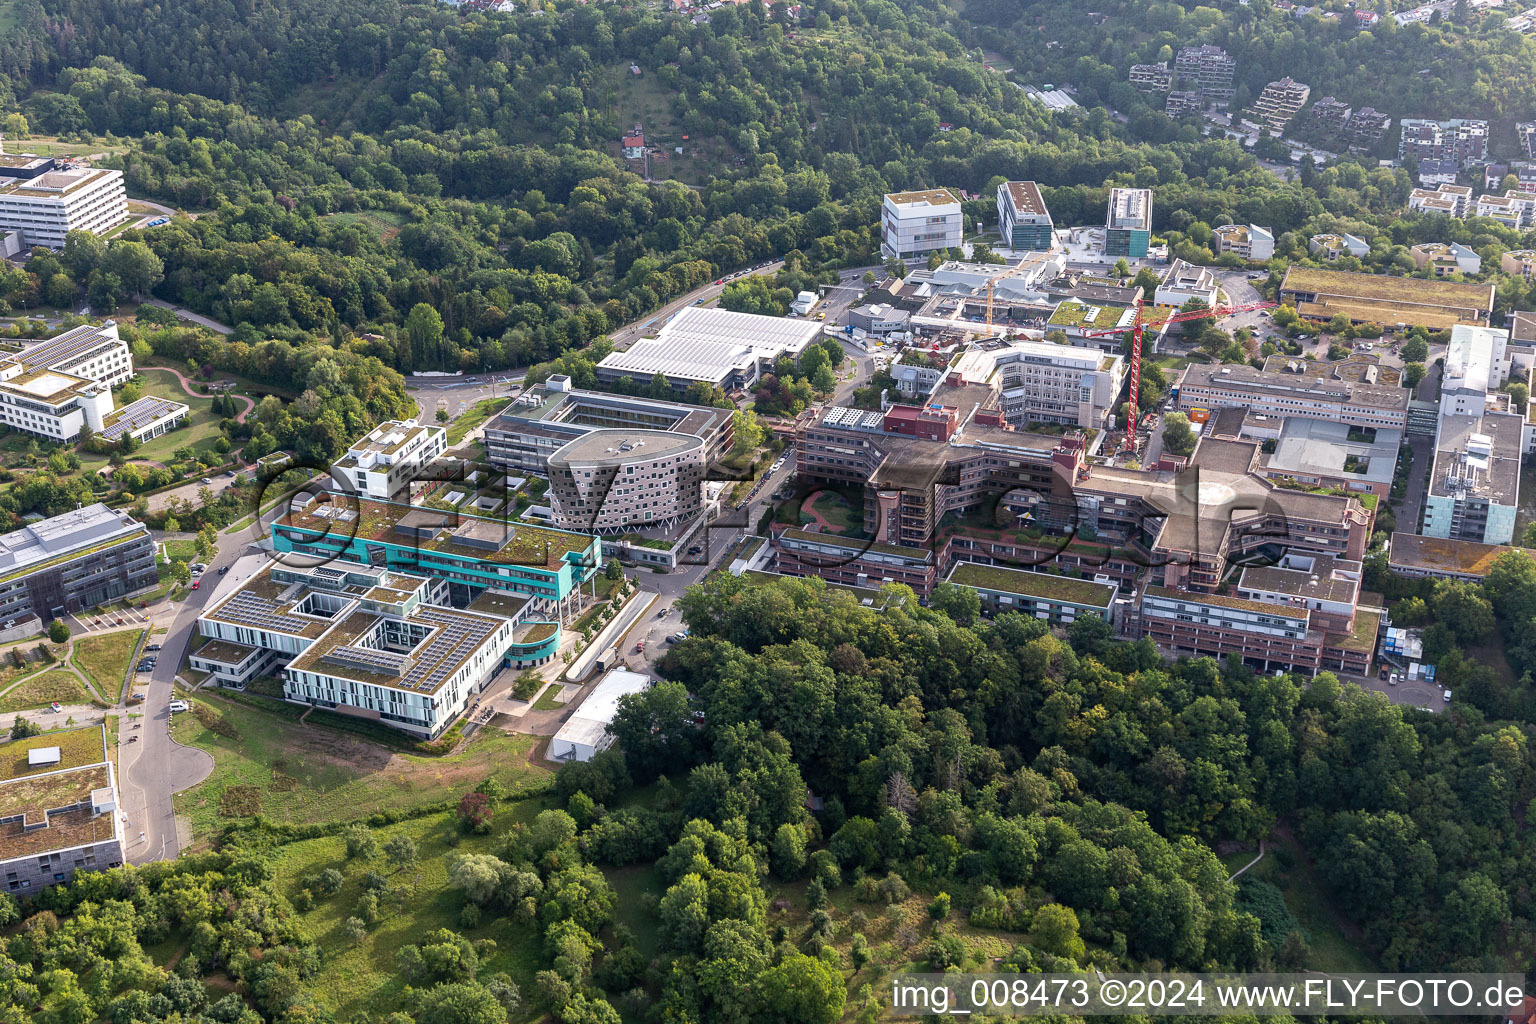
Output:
[218, 565, 230, 575]
[1443, 689, 1452, 702]
[169, 700, 189, 713]
[146, 643, 161, 652]
[201, 477, 212, 485]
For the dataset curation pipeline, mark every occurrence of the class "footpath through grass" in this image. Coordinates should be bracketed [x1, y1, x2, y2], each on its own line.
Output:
[171, 693, 551, 841]
[72, 629, 144, 704]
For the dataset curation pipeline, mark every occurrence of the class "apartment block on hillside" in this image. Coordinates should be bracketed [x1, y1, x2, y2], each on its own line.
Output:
[1253, 77, 1310, 135]
[1399, 118, 1489, 168]
[1174, 44, 1236, 101]
[1129, 62, 1172, 93]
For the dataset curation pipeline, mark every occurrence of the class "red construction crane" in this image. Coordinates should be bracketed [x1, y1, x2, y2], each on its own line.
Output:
[1080, 298, 1277, 452]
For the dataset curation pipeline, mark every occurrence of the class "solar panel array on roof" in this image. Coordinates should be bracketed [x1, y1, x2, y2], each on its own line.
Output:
[323, 643, 412, 677]
[14, 325, 117, 372]
[100, 396, 186, 440]
[215, 590, 324, 635]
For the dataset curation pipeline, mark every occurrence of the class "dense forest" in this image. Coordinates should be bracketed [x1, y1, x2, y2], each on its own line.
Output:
[14, 572, 1533, 1024]
[0, 0, 1535, 1020]
[0, 0, 1530, 377]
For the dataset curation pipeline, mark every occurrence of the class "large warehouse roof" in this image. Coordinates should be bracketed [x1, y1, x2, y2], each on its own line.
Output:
[598, 306, 824, 384]
[551, 669, 652, 758]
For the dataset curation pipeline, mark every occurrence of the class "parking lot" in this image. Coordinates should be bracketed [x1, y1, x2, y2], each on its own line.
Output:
[70, 605, 153, 633]
[1357, 668, 1448, 713]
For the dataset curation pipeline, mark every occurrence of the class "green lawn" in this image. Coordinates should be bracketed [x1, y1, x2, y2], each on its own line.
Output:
[170, 693, 552, 841]
[128, 367, 228, 463]
[162, 538, 197, 562]
[0, 670, 92, 712]
[447, 398, 505, 446]
[71, 628, 143, 704]
[805, 490, 867, 537]
[264, 803, 547, 1021]
[532, 683, 567, 711]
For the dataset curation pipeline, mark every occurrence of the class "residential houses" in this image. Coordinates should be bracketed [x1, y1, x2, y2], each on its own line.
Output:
[1475, 189, 1536, 229]
[1311, 96, 1352, 133]
[1398, 118, 1490, 168]
[1409, 241, 1481, 277]
[1174, 44, 1237, 102]
[1500, 250, 1536, 280]
[1252, 77, 1310, 135]
[1129, 62, 1172, 93]
[1408, 184, 1474, 217]
[1309, 233, 1370, 260]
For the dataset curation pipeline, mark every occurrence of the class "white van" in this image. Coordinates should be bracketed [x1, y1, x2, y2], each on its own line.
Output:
[169, 700, 190, 713]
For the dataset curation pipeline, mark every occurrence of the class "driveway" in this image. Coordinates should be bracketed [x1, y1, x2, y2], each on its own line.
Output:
[140, 299, 232, 335]
[118, 537, 262, 863]
[1397, 434, 1434, 535]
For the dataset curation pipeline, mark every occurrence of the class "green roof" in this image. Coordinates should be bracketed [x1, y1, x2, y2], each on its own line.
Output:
[1326, 605, 1381, 654]
[947, 562, 1115, 606]
[1048, 300, 1135, 331]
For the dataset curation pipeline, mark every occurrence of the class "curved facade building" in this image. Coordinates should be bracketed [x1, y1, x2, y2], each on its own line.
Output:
[547, 428, 705, 534]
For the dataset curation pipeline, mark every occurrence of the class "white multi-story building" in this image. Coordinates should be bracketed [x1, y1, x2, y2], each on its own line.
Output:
[0, 323, 185, 442]
[1154, 258, 1219, 308]
[880, 189, 962, 260]
[196, 560, 551, 739]
[1440, 323, 1509, 417]
[330, 419, 448, 501]
[1475, 189, 1536, 229]
[0, 156, 127, 249]
[1213, 223, 1275, 262]
[946, 339, 1125, 430]
[1408, 184, 1474, 217]
[1175, 364, 1410, 430]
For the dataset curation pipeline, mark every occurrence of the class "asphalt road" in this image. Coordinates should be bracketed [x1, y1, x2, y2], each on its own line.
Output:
[119, 516, 286, 864]
[406, 376, 525, 426]
[607, 261, 785, 350]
